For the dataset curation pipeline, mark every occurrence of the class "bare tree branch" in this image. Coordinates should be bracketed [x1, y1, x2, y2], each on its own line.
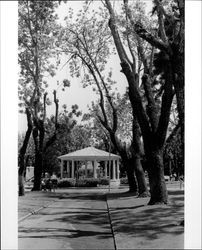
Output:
[123, 0, 171, 54]
[156, 62, 174, 146]
[142, 74, 159, 132]
[154, 0, 168, 43]
[43, 92, 47, 122]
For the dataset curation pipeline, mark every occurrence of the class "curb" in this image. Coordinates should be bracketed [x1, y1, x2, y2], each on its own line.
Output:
[18, 200, 57, 223]
[18, 193, 66, 223]
[105, 193, 117, 250]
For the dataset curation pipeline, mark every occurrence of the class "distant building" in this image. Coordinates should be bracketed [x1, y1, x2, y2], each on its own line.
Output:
[25, 166, 34, 181]
[18, 166, 34, 181]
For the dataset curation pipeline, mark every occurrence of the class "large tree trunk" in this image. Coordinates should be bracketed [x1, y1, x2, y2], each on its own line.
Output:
[32, 126, 40, 191]
[132, 115, 149, 197]
[18, 108, 32, 196]
[109, 132, 138, 193]
[32, 122, 44, 191]
[32, 150, 43, 191]
[172, 51, 184, 170]
[173, 0, 184, 142]
[123, 158, 138, 193]
[134, 157, 149, 197]
[18, 175, 25, 196]
[120, 69, 168, 204]
[147, 149, 168, 205]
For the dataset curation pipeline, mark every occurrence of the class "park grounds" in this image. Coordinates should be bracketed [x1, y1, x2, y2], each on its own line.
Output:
[18, 180, 184, 249]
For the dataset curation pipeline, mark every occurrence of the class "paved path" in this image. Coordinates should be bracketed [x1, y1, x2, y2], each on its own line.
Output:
[18, 189, 114, 250]
[18, 185, 184, 249]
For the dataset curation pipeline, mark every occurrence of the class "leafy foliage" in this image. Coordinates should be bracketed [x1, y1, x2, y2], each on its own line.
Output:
[59, 2, 116, 91]
[86, 91, 133, 144]
[43, 118, 92, 174]
[164, 124, 183, 176]
[18, 1, 61, 113]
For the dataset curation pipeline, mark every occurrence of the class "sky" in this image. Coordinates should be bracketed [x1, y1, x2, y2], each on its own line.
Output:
[18, 0, 153, 133]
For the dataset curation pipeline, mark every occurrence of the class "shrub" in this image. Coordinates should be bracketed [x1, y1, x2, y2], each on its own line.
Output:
[58, 177, 110, 188]
[76, 178, 99, 187]
[98, 178, 110, 186]
[120, 177, 128, 185]
[57, 178, 75, 188]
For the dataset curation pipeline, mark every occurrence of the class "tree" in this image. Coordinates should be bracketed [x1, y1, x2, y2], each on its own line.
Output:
[60, 3, 148, 195]
[18, 0, 61, 191]
[42, 107, 83, 175]
[104, 0, 182, 204]
[124, 0, 184, 163]
[18, 108, 33, 196]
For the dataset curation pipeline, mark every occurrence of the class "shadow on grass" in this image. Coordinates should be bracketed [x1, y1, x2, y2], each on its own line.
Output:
[168, 190, 184, 196]
[107, 191, 138, 199]
[59, 193, 106, 201]
[107, 189, 184, 241]
[19, 227, 112, 240]
[45, 207, 111, 232]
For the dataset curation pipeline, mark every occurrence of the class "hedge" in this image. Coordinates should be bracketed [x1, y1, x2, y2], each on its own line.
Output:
[57, 178, 75, 188]
[57, 178, 109, 188]
[99, 178, 109, 186]
[77, 178, 98, 187]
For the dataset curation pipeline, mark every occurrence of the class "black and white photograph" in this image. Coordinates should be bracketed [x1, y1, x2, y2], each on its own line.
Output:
[1, 0, 201, 249]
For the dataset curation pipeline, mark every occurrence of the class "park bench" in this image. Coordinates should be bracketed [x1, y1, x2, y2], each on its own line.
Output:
[41, 178, 58, 192]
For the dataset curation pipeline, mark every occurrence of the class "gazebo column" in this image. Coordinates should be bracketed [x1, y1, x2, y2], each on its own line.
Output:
[115, 160, 118, 179]
[67, 161, 69, 178]
[93, 160, 97, 178]
[60, 159, 64, 178]
[71, 160, 75, 179]
[115, 160, 117, 179]
[117, 160, 120, 179]
[104, 161, 107, 178]
[109, 160, 112, 179]
[112, 160, 116, 180]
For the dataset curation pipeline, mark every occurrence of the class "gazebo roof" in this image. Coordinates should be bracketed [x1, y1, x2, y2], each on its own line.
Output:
[58, 146, 120, 161]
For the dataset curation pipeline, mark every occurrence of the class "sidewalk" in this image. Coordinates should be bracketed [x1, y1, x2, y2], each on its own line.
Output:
[19, 185, 184, 249]
[18, 191, 63, 221]
[18, 188, 114, 250]
[106, 188, 184, 249]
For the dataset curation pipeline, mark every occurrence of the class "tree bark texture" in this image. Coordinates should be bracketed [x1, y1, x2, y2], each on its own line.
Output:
[147, 149, 168, 205]
[134, 157, 149, 197]
[18, 108, 32, 196]
[32, 122, 44, 191]
[132, 115, 149, 197]
[123, 60, 172, 204]
[32, 149, 43, 191]
[123, 157, 138, 193]
[171, 46, 184, 156]
[109, 132, 139, 194]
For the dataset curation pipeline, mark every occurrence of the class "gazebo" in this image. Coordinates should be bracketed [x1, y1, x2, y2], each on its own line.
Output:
[58, 146, 121, 185]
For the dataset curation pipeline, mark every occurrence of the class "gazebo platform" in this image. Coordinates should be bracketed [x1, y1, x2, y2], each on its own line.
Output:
[58, 147, 121, 186]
